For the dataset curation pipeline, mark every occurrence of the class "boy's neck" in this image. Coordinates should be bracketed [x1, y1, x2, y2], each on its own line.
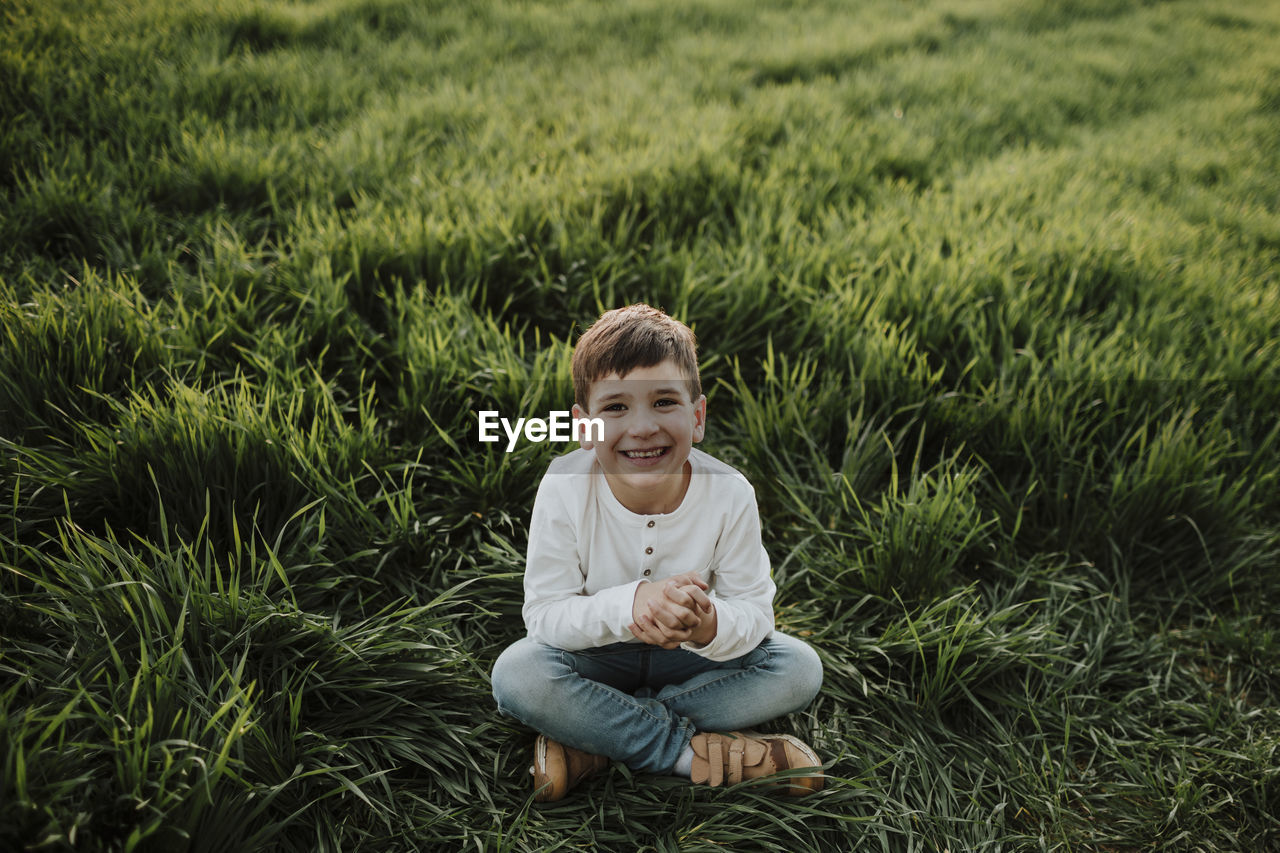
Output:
[603, 459, 693, 515]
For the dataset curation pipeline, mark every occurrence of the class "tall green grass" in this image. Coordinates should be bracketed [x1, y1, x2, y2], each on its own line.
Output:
[3, 0, 1279, 849]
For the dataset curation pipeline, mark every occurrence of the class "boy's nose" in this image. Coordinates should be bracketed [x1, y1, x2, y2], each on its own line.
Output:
[628, 412, 659, 437]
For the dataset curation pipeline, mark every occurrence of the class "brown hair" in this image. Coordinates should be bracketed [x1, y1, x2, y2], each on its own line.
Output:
[571, 304, 701, 411]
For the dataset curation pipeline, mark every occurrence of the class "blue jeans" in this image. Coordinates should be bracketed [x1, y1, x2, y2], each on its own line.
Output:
[491, 632, 823, 774]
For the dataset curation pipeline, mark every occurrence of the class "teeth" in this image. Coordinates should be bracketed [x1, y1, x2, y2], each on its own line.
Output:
[624, 448, 665, 458]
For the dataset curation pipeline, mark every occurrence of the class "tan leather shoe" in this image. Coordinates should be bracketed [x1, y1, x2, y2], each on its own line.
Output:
[690, 730, 824, 795]
[529, 735, 609, 802]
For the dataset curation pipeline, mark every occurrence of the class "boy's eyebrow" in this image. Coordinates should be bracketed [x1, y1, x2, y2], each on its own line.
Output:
[591, 385, 687, 405]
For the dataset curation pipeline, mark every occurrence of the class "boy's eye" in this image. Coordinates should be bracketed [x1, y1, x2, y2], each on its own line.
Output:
[603, 403, 626, 412]
[655, 398, 679, 408]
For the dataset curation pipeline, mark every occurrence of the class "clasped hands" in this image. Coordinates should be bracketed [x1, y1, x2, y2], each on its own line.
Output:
[629, 571, 716, 650]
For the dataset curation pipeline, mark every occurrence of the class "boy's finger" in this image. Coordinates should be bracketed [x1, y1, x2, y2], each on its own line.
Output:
[631, 619, 664, 646]
[650, 598, 699, 629]
[661, 581, 696, 609]
[657, 609, 697, 632]
[664, 581, 712, 615]
[687, 585, 713, 612]
[666, 572, 708, 591]
[645, 612, 691, 642]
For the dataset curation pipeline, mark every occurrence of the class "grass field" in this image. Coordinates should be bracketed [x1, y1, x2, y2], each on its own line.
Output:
[3, 0, 1280, 849]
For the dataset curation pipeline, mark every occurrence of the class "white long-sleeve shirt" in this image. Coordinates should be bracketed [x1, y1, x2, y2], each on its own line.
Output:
[522, 447, 776, 662]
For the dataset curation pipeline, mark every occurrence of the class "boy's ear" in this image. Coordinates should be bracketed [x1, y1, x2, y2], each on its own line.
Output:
[692, 394, 707, 443]
[571, 403, 596, 449]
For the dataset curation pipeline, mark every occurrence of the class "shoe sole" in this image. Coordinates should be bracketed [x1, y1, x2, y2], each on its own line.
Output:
[533, 734, 548, 775]
[530, 735, 558, 802]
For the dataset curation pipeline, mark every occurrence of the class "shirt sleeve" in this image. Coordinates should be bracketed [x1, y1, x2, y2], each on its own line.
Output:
[521, 475, 641, 650]
[682, 485, 776, 661]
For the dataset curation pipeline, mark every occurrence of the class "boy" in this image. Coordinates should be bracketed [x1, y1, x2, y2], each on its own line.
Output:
[491, 304, 824, 802]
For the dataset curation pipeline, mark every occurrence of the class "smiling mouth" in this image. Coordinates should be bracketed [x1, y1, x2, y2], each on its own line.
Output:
[622, 447, 669, 459]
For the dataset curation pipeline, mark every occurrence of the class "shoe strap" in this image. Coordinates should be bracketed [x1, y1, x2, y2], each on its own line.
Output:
[728, 740, 745, 784]
[708, 737, 724, 786]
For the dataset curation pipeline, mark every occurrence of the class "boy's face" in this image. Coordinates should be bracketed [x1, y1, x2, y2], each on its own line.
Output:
[571, 359, 706, 514]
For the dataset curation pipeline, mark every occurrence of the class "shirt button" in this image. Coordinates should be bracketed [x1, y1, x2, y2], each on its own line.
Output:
[647, 520, 655, 528]
[643, 569, 651, 576]
[645, 547, 654, 555]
